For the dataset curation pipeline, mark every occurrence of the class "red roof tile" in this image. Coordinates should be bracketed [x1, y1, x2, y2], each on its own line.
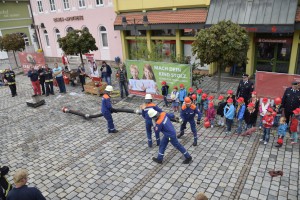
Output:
[296, 7, 300, 22]
[114, 8, 207, 25]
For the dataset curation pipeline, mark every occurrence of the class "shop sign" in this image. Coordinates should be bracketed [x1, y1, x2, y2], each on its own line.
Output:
[18, 52, 46, 74]
[53, 16, 84, 22]
[256, 38, 292, 44]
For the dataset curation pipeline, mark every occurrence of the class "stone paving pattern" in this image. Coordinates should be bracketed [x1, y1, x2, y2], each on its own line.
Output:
[0, 75, 299, 200]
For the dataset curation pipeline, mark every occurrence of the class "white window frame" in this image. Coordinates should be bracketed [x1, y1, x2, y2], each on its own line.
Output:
[37, 0, 43, 13]
[44, 31, 50, 47]
[96, 0, 103, 6]
[100, 26, 108, 49]
[55, 29, 61, 42]
[63, 0, 70, 10]
[49, 0, 56, 11]
[79, 0, 86, 8]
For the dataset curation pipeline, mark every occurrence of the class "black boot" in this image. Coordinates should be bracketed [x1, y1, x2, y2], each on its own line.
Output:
[109, 129, 119, 133]
[182, 156, 192, 164]
[275, 144, 282, 148]
[152, 157, 162, 164]
[177, 132, 184, 139]
[193, 140, 197, 146]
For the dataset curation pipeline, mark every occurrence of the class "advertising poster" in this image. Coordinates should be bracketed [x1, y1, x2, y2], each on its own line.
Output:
[85, 53, 94, 62]
[18, 52, 46, 74]
[125, 60, 191, 99]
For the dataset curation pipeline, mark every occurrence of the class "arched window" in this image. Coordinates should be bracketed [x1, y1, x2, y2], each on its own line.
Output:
[44, 30, 50, 47]
[18, 32, 30, 46]
[82, 27, 89, 32]
[66, 27, 74, 33]
[99, 26, 108, 48]
[55, 28, 61, 41]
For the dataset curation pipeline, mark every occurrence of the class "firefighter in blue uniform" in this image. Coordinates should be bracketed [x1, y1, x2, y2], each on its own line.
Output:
[0, 166, 12, 200]
[177, 97, 201, 146]
[3, 68, 17, 97]
[141, 94, 162, 147]
[101, 85, 118, 133]
[148, 108, 192, 164]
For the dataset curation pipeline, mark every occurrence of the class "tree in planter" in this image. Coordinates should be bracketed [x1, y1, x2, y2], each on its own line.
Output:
[192, 20, 249, 92]
[58, 29, 98, 67]
[0, 33, 25, 68]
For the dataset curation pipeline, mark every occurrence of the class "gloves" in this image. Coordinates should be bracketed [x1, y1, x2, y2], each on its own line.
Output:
[179, 118, 183, 124]
[197, 120, 200, 124]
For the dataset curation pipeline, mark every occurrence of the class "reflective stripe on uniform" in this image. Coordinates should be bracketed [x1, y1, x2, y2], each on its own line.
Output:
[45, 79, 53, 82]
[8, 82, 16, 85]
[163, 117, 167, 124]
[158, 152, 164, 156]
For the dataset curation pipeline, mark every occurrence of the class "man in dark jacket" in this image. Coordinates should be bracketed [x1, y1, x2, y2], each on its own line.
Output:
[44, 64, 54, 96]
[116, 64, 128, 98]
[3, 69, 17, 97]
[236, 74, 254, 106]
[27, 66, 41, 96]
[37, 65, 45, 95]
[100, 61, 112, 85]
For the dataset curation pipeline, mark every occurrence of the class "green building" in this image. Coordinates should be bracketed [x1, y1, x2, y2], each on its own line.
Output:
[0, 0, 34, 61]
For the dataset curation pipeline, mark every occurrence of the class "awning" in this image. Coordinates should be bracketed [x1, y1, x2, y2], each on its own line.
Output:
[114, 8, 207, 30]
[206, 0, 298, 33]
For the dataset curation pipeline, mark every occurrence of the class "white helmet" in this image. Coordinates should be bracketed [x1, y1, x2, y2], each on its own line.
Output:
[148, 108, 158, 118]
[105, 85, 113, 92]
[145, 94, 152, 100]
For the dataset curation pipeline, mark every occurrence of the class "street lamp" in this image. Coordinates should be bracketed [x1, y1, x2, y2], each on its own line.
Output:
[121, 15, 149, 59]
[30, 23, 46, 50]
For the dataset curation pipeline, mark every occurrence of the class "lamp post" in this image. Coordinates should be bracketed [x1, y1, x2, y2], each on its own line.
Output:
[30, 23, 45, 50]
[122, 15, 149, 59]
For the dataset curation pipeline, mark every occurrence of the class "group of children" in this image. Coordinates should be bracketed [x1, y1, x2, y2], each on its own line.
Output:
[161, 81, 299, 147]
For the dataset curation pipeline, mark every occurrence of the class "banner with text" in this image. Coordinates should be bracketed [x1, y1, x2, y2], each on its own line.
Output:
[19, 52, 46, 74]
[125, 60, 191, 99]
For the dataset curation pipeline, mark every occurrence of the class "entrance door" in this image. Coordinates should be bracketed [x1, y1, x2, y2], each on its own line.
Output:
[255, 39, 292, 73]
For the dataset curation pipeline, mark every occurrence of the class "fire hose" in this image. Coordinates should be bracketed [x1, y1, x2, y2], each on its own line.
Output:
[62, 107, 179, 123]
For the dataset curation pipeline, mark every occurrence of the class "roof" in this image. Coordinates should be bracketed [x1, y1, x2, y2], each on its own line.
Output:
[206, 0, 298, 25]
[114, 8, 207, 26]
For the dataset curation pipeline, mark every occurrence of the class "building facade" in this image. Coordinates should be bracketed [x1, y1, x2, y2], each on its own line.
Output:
[0, 0, 34, 60]
[30, 0, 122, 62]
[113, 0, 210, 70]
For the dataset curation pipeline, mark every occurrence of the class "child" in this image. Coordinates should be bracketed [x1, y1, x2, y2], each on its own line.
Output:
[202, 93, 208, 117]
[290, 109, 299, 145]
[275, 117, 287, 148]
[171, 86, 179, 112]
[244, 102, 257, 129]
[179, 84, 187, 107]
[191, 94, 197, 104]
[207, 102, 216, 128]
[196, 89, 202, 112]
[188, 87, 194, 99]
[161, 81, 169, 107]
[236, 97, 246, 134]
[272, 97, 283, 127]
[249, 91, 259, 111]
[259, 97, 270, 129]
[260, 107, 274, 145]
[216, 95, 226, 126]
[227, 90, 236, 106]
[208, 95, 214, 103]
[224, 98, 235, 134]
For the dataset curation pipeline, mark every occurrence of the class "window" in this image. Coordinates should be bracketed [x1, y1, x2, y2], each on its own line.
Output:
[55, 29, 61, 42]
[19, 33, 30, 46]
[49, 0, 56, 11]
[66, 27, 74, 33]
[82, 27, 89, 32]
[44, 30, 50, 47]
[100, 26, 108, 48]
[79, 0, 86, 8]
[37, 0, 43, 12]
[96, 0, 103, 6]
[63, 0, 70, 10]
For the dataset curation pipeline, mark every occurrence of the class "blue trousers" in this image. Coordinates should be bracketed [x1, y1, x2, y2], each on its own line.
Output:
[262, 127, 271, 142]
[103, 112, 115, 132]
[56, 76, 66, 93]
[226, 118, 233, 132]
[180, 119, 197, 141]
[237, 119, 244, 134]
[146, 120, 160, 146]
[157, 135, 191, 161]
[163, 96, 169, 106]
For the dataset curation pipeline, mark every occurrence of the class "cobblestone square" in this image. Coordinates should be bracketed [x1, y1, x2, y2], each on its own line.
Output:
[1, 75, 299, 200]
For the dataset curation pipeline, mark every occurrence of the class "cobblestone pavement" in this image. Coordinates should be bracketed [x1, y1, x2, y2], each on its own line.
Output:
[1, 75, 299, 200]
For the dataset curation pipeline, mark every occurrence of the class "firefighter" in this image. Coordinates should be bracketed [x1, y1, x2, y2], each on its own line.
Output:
[148, 108, 192, 164]
[141, 94, 163, 147]
[101, 85, 118, 133]
[3, 68, 17, 97]
[177, 97, 199, 146]
[44, 64, 54, 96]
[0, 166, 12, 200]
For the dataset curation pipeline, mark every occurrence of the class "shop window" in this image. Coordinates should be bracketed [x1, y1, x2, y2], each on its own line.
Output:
[152, 29, 176, 36]
[125, 30, 146, 36]
[183, 29, 198, 36]
[96, 0, 103, 6]
[63, 0, 70, 10]
[128, 40, 148, 60]
[37, 0, 43, 13]
[152, 40, 176, 62]
[79, 0, 86, 8]
[44, 30, 50, 47]
[100, 26, 108, 48]
[49, 0, 56, 11]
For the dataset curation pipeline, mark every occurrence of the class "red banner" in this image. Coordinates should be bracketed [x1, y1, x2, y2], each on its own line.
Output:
[255, 71, 300, 99]
[18, 52, 46, 74]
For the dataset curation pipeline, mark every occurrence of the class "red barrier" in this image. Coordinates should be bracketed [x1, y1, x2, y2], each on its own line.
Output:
[255, 71, 300, 99]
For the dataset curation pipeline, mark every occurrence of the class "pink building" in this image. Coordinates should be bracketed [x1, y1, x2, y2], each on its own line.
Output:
[30, 0, 122, 62]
